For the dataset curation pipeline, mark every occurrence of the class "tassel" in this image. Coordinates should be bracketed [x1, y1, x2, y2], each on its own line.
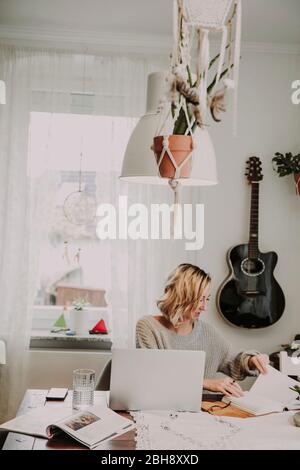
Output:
[172, 0, 180, 67]
[213, 25, 228, 94]
[62, 241, 70, 265]
[168, 179, 181, 237]
[197, 28, 210, 124]
[74, 247, 81, 264]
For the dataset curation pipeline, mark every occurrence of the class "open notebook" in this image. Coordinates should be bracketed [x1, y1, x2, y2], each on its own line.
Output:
[223, 365, 300, 416]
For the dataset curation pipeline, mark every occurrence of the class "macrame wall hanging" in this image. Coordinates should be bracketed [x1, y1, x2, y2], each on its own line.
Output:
[151, 0, 242, 225]
[184, 0, 242, 134]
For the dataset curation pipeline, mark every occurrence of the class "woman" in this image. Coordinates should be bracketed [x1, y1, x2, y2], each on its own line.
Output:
[136, 263, 269, 397]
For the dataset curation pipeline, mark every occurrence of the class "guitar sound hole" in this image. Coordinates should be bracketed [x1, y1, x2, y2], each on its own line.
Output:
[241, 258, 265, 277]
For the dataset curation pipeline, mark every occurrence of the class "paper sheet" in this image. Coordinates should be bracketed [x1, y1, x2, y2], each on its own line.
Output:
[250, 365, 299, 405]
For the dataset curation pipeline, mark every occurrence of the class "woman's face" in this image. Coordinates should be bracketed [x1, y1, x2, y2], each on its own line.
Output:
[189, 285, 211, 321]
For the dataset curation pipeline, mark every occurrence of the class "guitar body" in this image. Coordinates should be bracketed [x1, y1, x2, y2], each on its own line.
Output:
[217, 244, 285, 328]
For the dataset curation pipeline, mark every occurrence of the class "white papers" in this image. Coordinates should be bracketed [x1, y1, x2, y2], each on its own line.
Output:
[223, 393, 283, 415]
[223, 365, 300, 415]
[250, 365, 299, 405]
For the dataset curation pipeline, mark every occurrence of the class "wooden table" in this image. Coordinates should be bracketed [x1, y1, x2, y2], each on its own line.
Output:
[2, 390, 253, 450]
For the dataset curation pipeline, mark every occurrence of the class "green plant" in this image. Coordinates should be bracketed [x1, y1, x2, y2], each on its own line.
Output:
[71, 298, 89, 310]
[272, 152, 300, 177]
[290, 385, 300, 397]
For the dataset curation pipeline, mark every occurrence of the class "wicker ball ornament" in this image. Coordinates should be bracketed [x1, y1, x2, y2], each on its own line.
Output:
[63, 190, 97, 226]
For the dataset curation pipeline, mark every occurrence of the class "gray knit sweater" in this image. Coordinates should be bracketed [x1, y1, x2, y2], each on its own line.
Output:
[136, 316, 259, 381]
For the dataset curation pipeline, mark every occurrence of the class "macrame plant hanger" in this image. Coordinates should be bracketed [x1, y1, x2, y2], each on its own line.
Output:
[153, 0, 241, 234]
[295, 174, 300, 196]
[153, 0, 198, 233]
[184, 0, 242, 134]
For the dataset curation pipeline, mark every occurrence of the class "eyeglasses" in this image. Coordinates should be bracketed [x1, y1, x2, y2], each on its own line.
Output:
[199, 295, 211, 304]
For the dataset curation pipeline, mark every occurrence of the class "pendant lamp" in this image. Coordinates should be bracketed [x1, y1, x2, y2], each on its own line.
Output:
[120, 71, 218, 186]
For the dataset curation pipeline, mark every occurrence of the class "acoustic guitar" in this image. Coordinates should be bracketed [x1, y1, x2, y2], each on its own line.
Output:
[217, 156, 285, 328]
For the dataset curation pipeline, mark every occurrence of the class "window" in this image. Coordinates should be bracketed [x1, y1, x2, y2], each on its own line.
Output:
[28, 112, 137, 339]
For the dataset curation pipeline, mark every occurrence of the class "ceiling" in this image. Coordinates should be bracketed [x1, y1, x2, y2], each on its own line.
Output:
[0, 0, 299, 52]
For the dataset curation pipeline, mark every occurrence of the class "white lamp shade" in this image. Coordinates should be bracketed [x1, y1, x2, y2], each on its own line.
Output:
[0, 80, 6, 105]
[120, 71, 218, 186]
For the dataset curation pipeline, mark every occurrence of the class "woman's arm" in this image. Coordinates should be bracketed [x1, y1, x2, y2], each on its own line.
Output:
[205, 322, 266, 380]
[220, 349, 262, 380]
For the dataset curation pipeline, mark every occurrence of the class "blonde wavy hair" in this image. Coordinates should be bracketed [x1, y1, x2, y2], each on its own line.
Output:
[157, 263, 211, 327]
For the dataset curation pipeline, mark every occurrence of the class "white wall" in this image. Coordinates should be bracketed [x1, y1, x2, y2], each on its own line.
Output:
[193, 49, 300, 355]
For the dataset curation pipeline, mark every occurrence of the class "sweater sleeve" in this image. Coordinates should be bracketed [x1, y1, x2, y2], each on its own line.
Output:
[219, 348, 261, 380]
[136, 318, 160, 349]
[208, 323, 260, 380]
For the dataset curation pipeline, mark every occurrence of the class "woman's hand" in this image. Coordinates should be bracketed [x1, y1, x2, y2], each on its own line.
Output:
[248, 354, 269, 374]
[203, 378, 244, 397]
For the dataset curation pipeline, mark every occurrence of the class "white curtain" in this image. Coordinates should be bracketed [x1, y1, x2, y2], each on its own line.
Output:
[0, 47, 38, 422]
[0, 45, 202, 420]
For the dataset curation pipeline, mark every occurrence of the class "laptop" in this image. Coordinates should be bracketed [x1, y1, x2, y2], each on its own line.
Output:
[109, 349, 205, 412]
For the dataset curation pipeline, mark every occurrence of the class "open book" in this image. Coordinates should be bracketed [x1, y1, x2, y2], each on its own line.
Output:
[0, 405, 134, 449]
[223, 365, 300, 416]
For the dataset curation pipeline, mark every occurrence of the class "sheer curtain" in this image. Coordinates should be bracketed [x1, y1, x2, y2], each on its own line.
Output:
[0, 45, 201, 420]
[0, 47, 38, 421]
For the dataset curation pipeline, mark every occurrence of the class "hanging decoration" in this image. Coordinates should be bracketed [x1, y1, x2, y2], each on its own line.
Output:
[63, 147, 97, 225]
[63, 54, 97, 226]
[62, 240, 70, 264]
[120, 0, 242, 235]
[74, 247, 82, 264]
[151, 0, 242, 209]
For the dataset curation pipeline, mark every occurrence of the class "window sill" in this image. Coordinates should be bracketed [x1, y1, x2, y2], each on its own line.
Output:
[30, 330, 112, 350]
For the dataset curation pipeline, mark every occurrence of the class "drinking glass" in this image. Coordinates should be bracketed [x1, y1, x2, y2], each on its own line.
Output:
[72, 369, 95, 410]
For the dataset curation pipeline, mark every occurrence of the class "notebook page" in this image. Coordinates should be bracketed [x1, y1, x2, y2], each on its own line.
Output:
[224, 392, 284, 415]
[250, 365, 299, 406]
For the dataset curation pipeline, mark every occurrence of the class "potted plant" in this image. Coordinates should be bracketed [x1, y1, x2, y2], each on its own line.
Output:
[272, 152, 300, 195]
[69, 297, 89, 335]
[152, 0, 236, 179]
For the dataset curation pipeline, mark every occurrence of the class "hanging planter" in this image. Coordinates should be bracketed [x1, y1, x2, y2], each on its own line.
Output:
[150, 0, 239, 187]
[152, 135, 193, 179]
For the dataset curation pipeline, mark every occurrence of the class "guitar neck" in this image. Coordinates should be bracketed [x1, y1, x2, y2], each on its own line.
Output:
[248, 182, 259, 258]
